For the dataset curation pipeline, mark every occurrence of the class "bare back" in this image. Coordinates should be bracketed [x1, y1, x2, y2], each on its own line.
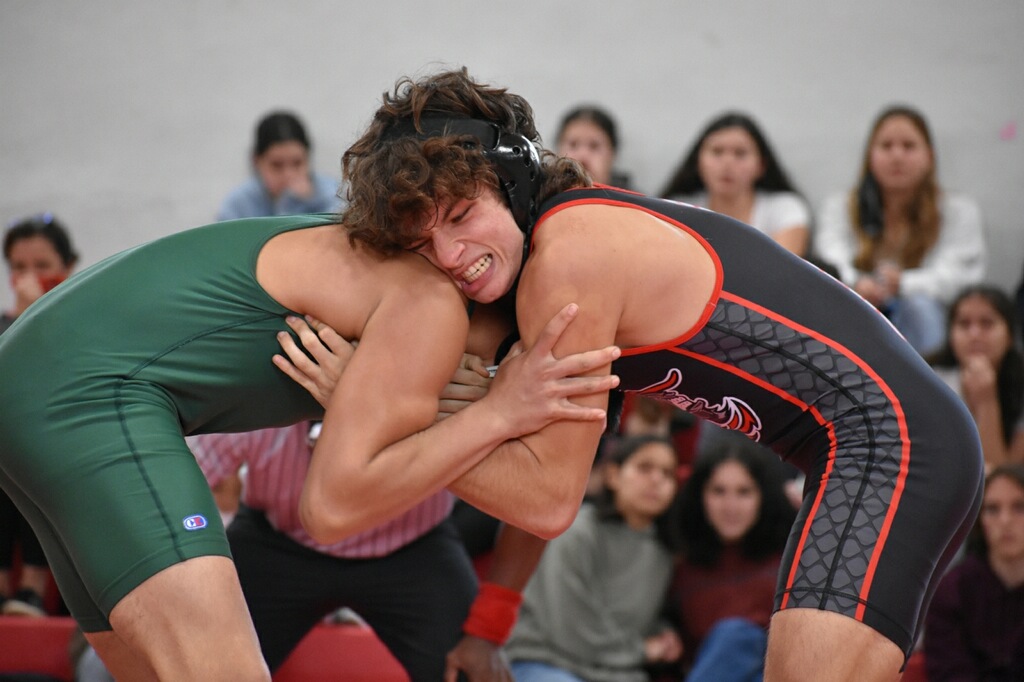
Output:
[257, 224, 463, 343]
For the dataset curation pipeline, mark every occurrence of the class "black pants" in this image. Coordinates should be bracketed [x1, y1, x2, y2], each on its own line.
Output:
[228, 505, 478, 681]
[0, 488, 47, 569]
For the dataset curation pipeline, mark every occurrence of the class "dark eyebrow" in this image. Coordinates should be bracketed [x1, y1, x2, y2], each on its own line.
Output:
[439, 199, 463, 222]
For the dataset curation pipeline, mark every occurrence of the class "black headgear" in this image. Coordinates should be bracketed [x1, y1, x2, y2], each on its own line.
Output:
[381, 116, 544, 234]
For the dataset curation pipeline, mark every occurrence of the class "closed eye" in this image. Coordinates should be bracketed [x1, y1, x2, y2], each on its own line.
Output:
[406, 238, 431, 254]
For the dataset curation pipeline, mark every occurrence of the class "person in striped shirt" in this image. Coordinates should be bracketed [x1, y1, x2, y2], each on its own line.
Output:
[189, 422, 497, 680]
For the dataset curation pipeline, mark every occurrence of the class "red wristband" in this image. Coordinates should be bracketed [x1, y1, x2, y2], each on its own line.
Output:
[462, 581, 524, 645]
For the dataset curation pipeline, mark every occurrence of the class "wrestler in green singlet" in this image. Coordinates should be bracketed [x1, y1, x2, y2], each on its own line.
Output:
[0, 214, 333, 631]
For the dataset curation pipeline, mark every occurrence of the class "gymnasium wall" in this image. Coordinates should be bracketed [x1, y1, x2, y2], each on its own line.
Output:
[2, 0, 1021, 311]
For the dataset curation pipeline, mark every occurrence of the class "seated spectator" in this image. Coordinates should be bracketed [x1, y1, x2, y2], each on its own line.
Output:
[555, 105, 633, 189]
[816, 105, 986, 356]
[1, 213, 78, 617]
[924, 464, 1024, 681]
[217, 110, 342, 220]
[930, 285, 1024, 469]
[187, 421, 495, 680]
[661, 112, 811, 258]
[505, 435, 683, 682]
[667, 435, 796, 681]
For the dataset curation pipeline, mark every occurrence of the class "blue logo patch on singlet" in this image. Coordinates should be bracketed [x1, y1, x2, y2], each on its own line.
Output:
[182, 514, 208, 531]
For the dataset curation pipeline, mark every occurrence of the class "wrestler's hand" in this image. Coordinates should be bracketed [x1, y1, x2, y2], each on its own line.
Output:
[438, 354, 493, 421]
[443, 635, 513, 682]
[487, 303, 620, 435]
[273, 315, 355, 407]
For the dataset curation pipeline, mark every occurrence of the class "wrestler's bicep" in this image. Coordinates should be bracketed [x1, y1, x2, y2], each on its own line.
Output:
[312, 290, 468, 475]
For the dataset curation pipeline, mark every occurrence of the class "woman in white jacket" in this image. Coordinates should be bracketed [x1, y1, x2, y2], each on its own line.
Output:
[816, 105, 985, 356]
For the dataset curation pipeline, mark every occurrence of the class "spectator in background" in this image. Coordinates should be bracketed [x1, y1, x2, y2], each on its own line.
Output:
[816, 105, 986, 356]
[929, 285, 1024, 470]
[555, 105, 633, 189]
[667, 435, 796, 682]
[217, 110, 342, 221]
[1, 213, 78, 618]
[661, 112, 811, 258]
[1, 213, 78, 334]
[505, 435, 682, 682]
[187, 422, 487, 680]
[924, 464, 1024, 681]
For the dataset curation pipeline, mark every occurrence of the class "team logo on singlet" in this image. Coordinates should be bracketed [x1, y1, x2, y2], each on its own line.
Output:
[182, 515, 208, 531]
[636, 368, 763, 440]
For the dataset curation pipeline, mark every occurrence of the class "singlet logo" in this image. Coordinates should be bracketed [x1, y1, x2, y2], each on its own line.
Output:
[183, 515, 208, 531]
[637, 368, 763, 441]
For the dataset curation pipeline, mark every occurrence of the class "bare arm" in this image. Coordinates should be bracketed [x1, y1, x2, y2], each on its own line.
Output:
[444, 273, 623, 540]
[444, 525, 548, 682]
[298, 299, 618, 543]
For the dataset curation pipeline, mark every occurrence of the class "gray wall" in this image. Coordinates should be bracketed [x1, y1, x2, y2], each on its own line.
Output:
[2, 1, 1022, 312]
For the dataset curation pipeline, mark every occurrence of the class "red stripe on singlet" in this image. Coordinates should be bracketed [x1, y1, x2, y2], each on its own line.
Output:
[715, 292, 912, 617]
[531, 195, 723, 352]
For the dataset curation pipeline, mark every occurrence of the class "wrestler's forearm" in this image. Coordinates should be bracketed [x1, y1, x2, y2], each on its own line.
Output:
[301, 397, 532, 543]
[446, 436, 591, 539]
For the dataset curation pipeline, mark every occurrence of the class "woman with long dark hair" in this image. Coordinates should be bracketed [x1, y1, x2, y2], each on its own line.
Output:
[661, 112, 810, 257]
[505, 435, 683, 682]
[668, 436, 796, 681]
[925, 465, 1024, 681]
[929, 285, 1024, 469]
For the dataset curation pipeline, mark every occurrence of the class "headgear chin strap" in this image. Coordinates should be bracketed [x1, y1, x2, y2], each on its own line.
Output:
[381, 116, 544, 237]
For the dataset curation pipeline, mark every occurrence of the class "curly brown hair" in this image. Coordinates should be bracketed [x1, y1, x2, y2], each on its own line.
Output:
[341, 67, 590, 254]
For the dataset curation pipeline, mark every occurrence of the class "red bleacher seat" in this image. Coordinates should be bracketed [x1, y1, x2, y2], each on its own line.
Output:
[0, 614, 925, 682]
[0, 617, 409, 682]
[903, 651, 928, 682]
[273, 622, 409, 682]
[0, 615, 76, 681]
